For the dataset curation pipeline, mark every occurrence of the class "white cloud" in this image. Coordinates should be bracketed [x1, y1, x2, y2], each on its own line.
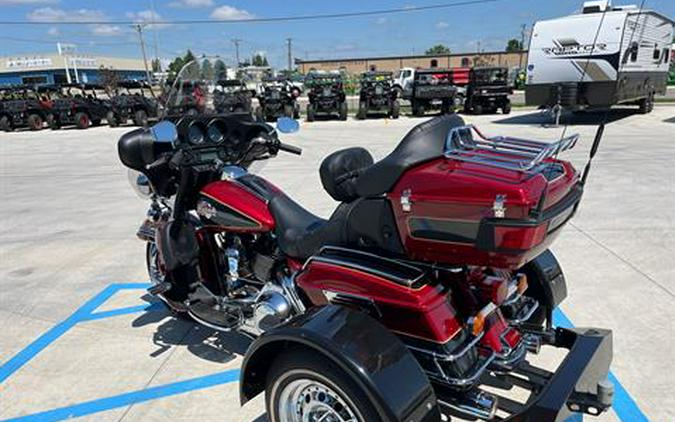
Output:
[375, 17, 388, 25]
[436, 21, 449, 30]
[0, 0, 58, 5]
[90, 24, 123, 37]
[168, 0, 213, 8]
[126, 10, 168, 29]
[27, 7, 105, 22]
[47, 26, 59, 36]
[210, 5, 254, 20]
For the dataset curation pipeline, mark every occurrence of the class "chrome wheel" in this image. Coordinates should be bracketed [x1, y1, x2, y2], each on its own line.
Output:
[146, 242, 165, 285]
[277, 376, 361, 422]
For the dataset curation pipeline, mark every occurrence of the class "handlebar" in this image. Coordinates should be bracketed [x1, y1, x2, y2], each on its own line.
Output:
[278, 141, 302, 155]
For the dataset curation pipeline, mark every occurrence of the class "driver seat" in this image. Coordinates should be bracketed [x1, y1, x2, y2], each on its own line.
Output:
[268, 147, 375, 259]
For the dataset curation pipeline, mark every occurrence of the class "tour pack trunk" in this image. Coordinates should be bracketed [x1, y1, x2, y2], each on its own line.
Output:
[388, 125, 582, 269]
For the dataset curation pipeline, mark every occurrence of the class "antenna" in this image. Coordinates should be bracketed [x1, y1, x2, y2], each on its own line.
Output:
[581, 123, 605, 185]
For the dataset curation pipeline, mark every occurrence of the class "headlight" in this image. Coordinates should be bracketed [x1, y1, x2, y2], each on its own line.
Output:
[127, 169, 153, 199]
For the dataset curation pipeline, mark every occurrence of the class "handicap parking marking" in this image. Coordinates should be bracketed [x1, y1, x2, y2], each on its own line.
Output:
[0, 283, 650, 422]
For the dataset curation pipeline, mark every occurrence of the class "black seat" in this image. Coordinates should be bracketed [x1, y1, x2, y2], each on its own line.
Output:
[356, 113, 465, 196]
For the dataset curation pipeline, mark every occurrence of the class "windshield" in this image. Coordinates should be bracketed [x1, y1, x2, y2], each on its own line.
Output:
[162, 56, 222, 118]
[474, 68, 508, 85]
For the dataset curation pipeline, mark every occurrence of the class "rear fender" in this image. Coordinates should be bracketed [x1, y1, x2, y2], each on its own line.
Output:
[240, 305, 439, 422]
[521, 249, 567, 311]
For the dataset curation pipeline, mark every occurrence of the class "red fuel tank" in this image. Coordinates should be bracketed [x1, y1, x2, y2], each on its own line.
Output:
[199, 178, 276, 232]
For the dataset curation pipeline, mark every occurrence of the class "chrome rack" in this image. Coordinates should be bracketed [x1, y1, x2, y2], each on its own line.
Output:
[444, 125, 579, 172]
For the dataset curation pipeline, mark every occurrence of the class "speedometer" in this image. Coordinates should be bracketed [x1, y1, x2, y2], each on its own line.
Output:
[188, 124, 205, 145]
[207, 124, 224, 143]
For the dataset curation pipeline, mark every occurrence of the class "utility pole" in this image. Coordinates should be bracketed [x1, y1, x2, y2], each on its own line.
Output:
[286, 38, 293, 72]
[134, 24, 152, 83]
[150, 0, 161, 72]
[231, 38, 242, 68]
[519, 23, 528, 68]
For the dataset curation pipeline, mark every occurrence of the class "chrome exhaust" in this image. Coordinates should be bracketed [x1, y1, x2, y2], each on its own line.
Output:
[438, 389, 498, 420]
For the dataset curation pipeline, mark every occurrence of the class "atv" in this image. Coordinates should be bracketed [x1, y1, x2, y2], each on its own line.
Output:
[162, 80, 212, 117]
[255, 76, 300, 122]
[463, 66, 512, 115]
[356, 71, 400, 119]
[214, 79, 253, 114]
[410, 68, 458, 117]
[305, 72, 347, 121]
[0, 85, 51, 131]
[44, 83, 110, 130]
[107, 81, 159, 127]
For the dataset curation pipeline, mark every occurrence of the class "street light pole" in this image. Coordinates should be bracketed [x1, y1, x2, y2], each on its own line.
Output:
[134, 24, 152, 83]
[286, 38, 293, 72]
[232, 38, 242, 68]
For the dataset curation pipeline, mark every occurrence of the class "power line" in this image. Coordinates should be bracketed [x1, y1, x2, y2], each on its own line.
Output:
[0, 0, 502, 26]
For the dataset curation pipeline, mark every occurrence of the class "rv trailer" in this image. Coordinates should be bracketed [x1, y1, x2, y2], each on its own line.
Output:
[525, 1, 674, 113]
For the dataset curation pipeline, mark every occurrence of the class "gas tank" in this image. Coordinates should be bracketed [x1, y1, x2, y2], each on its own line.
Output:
[198, 176, 277, 232]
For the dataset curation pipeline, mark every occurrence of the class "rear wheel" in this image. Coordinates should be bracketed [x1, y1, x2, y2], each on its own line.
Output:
[27, 114, 43, 131]
[134, 109, 149, 127]
[306, 104, 315, 122]
[0, 115, 12, 132]
[473, 104, 483, 115]
[47, 114, 60, 130]
[356, 102, 367, 120]
[390, 100, 400, 119]
[75, 112, 90, 129]
[266, 349, 381, 422]
[502, 100, 512, 115]
[339, 102, 348, 121]
[638, 92, 654, 114]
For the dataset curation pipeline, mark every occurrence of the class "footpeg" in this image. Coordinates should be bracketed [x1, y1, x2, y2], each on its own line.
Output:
[148, 282, 171, 296]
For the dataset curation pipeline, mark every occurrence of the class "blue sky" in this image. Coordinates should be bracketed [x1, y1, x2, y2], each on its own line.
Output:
[0, 0, 673, 67]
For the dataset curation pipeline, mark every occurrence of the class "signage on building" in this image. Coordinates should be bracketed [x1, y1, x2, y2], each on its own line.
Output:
[6, 57, 53, 69]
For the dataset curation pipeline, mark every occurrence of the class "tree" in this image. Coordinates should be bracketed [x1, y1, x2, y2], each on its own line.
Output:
[506, 38, 523, 53]
[425, 44, 451, 55]
[201, 58, 214, 80]
[252, 53, 268, 67]
[214, 59, 227, 80]
[183, 50, 196, 64]
[151, 58, 161, 73]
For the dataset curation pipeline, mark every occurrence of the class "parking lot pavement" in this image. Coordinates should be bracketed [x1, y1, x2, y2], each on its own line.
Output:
[1, 106, 674, 421]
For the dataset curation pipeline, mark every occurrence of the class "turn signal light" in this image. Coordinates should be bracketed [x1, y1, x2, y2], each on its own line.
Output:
[516, 273, 528, 295]
[470, 303, 496, 336]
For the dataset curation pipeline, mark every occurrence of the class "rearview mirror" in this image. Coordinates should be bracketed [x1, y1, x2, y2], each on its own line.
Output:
[150, 121, 177, 144]
[276, 117, 300, 134]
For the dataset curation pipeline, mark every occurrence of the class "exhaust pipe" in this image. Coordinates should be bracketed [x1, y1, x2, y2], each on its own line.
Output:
[438, 389, 498, 420]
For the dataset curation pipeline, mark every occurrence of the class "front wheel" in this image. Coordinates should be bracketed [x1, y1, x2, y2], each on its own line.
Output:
[390, 100, 400, 119]
[27, 114, 43, 131]
[75, 112, 90, 129]
[266, 349, 381, 422]
[134, 109, 149, 127]
[339, 102, 348, 121]
[0, 115, 13, 132]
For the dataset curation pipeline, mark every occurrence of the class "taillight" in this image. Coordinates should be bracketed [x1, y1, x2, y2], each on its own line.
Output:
[493, 223, 547, 250]
[477, 276, 509, 305]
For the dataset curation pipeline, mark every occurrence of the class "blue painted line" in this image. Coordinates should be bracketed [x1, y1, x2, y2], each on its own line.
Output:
[1, 369, 241, 422]
[553, 308, 650, 422]
[0, 283, 149, 384]
[84, 302, 165, 321]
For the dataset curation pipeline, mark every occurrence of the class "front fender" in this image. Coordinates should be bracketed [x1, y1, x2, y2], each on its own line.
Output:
[240, 305, 439, 422]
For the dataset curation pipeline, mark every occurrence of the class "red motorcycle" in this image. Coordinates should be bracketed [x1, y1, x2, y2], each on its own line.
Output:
[118, 61, 613, 422]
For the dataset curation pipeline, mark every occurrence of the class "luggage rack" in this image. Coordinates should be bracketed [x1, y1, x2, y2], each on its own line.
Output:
[444, 124, 579, 172]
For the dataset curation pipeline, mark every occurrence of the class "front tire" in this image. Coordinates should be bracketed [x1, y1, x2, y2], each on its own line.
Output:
[134, 109, 149, 127]
[0, 115, 13, 132]
[339, 102, 348, 121]
[27, 114, 43, 131]
[266, 349, 381, 422]
[75, 112, 90, 129]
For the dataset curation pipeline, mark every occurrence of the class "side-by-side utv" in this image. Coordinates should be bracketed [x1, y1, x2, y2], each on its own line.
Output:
[256, 76, 300, 122]
[214, 79, 253, 114]
[410, 68, 458, 117]
[305, 72, 347, 121]
[356, 71, 400, 119]
[0, 85, 51, 131]
[44, 83, 110, 130]
[463, 67, 512, 115]
[107, 81, 159, 127]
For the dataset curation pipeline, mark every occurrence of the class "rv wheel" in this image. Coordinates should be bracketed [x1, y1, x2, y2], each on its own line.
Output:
[638, 93, 654, 114]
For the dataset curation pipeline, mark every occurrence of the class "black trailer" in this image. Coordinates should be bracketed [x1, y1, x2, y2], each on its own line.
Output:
[356, 71, 400, 119]
[107, 81, 159, 127]
[410, 68, 458, 117]
[0, 85, 51, 131]
[305, 72, 347, 121]
[43, 83, 110, 130]
[463, 67, 512, 115]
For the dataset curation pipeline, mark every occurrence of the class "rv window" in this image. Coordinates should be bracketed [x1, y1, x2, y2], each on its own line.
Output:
[663, 49, 670, 63]
[653, 48, 660, 61]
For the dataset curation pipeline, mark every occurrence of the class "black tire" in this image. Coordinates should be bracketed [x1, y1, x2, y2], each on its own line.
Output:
[390, 100, 400, 119]
[0, 115, 12, 132]
[339, 102, 348, 121]
[27, 114, 43, 131]
[306, 104, 315, 122]
[415, 102, 425, 117]
[283, 104, 294, 118]
[638, 92, 654, 114]
[47, 114, 60, 130]
[502, 100, 512, 115]
[75, 112, 90, 129]
[393, 85, 403, 100]
[107, 111, 119, 127]
[356, 101, 367, 120]
[134, 109, 149, 127]
[293, 104, 300, 119]
[91, 118, 102, 127]
[473, 104, 483, 115]
[265, 349, 382, 422]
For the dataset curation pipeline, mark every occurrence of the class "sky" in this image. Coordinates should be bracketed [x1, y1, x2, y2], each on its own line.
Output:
[0, 0, 673, 68]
